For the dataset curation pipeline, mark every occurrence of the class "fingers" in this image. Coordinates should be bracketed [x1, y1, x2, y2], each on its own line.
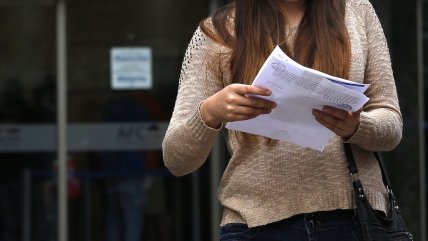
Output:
[320, 106, 351, 120]
[312, 106, 361, 138]
[320, 106, 362, 121]
[201, 84, 277, 126]
[225, 94, 276, 109]
[225, 105, 273, 118]
[223, 94, 275, 122]
[230, 84, 272, 96]
[225, 84, 276, 109]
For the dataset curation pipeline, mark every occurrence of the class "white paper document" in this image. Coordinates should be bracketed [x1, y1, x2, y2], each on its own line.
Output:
[225, 46, 370, 151]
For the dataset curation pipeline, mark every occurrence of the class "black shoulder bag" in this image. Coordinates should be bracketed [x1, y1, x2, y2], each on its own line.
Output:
[344, 143, 413, 241]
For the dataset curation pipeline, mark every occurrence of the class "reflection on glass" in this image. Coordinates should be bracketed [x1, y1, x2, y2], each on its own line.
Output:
[66, 0, 210, 240]
[0, 5, 57, 241]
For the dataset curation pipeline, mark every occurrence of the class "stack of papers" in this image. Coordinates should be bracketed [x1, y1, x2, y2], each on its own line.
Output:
[225, 46, 369, 151]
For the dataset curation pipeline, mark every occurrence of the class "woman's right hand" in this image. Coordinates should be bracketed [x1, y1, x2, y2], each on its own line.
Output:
[200, 84, 276, 128]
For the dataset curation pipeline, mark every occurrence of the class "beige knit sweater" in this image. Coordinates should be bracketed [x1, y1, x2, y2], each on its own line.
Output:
[162, 0, 402, 228]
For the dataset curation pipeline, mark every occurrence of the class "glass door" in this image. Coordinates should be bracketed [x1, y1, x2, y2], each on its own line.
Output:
[66, 0, 212, 241]
[0, 1, 57, 241]
[0, 0, 227, 240]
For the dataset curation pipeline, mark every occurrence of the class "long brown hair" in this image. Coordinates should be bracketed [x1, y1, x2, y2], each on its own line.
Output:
[200, 0, 350, 83]
[200, 0, 351, 143]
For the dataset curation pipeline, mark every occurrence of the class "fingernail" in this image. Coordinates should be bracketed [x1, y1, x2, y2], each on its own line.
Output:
[266, 90, 272, 95]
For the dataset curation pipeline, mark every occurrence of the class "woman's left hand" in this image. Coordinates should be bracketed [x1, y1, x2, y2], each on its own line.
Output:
[312, 106, 362, 139]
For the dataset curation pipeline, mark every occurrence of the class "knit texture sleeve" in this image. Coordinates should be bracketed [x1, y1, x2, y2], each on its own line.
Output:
[345, 1, 403, 151]
[162, 26, 226, 176]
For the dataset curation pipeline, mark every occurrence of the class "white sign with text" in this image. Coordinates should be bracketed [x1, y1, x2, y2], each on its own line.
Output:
[111, 47, 152, 90]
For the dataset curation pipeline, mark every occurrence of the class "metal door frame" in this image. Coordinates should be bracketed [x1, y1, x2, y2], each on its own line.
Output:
[56, 0, 68, 241]
[417, 0, 426, 240]
[0, 1, 67, 241]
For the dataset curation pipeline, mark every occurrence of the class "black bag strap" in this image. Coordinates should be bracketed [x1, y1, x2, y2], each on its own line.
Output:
[344, 143, 392, 189]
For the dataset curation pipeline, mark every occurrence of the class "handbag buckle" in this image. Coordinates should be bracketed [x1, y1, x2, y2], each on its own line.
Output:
[351, 172, 360, 182]
[386, 185, 394, 195]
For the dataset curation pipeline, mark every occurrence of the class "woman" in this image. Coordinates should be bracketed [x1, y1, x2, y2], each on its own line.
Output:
[162, 0, 402, 240]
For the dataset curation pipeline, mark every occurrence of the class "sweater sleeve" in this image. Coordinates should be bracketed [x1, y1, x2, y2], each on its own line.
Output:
[345, 1, 403, 151]
[162, 26, 226, 176]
